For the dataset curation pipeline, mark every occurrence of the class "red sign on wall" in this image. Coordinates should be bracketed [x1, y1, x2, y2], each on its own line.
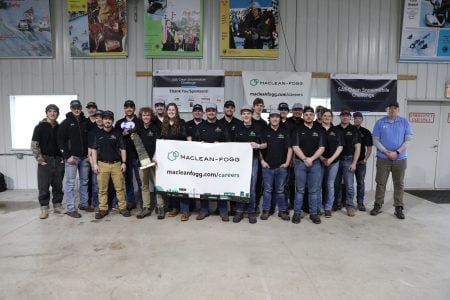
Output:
[409, 112, 435, 123]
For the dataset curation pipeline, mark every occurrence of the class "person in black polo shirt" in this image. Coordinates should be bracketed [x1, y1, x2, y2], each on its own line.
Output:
[278, 102, 290, 125]
[196, 103, 230, 222]
[334, 109, 361, 217]
[219, 100, 242, 141]
[319, 109, 343, 218]
[31, 104, 65, 219]
[154, 100, 165, 130]
[115, 99, 142, 211]
[291, 106, 325, 224]
[233, 105, 267, 224]
[352, 111, 373, 211]
[134, 107, 160, 219]
[186, 103, 204, 142]
[92, 111, 130, 219]
[259, 110, 292, 221]
[88, 109, 104, 211]
[252, 98, 267, 129]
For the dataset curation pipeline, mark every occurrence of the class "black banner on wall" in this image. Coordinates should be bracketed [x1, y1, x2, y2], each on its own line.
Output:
[330, 74, 397, 112]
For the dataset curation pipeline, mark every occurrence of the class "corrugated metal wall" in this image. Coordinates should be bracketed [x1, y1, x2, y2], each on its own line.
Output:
[0, 0, 446, 189]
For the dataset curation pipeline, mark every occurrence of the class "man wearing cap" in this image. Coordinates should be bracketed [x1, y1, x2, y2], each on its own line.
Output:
[233, 105, 267, 224]
[154, 100, 165, 130]
[352, 111, 373, 211]
[219, 100, 242, 141]
[85, 101, 98, 209]
[115, 100, 142, 210]
[85, 101, 98, 130]
[290, 106, 325, 224]
[58, 100, 91, 218]
[371, 102, 413, 219]
[259, 110, 292, 221]
[31, 104, 65, 219]
[186, 103, 204, 142]
[88, 109, 104, 211]
[92, 111, 131, 219]
[196, 103, 230, 222]
[278, 102, 290, 125]
[334, 109, 361, 216]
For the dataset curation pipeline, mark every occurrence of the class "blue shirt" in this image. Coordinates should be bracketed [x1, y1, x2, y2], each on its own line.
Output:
[372, 116, 412, 160]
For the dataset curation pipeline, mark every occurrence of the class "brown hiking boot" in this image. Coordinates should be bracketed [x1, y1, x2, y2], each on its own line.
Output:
[347, 207, 356, 217]
[65, 211, 81, 218]
[180, 213, 190, 221]
[196, 212, 209, 220]
[168, 208, 179, 217]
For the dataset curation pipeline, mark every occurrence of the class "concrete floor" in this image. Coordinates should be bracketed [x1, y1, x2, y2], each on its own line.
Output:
[0, 190, 449, 300]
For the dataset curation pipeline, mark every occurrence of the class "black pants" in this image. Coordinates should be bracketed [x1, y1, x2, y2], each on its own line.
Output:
[37, 156, 64, 208]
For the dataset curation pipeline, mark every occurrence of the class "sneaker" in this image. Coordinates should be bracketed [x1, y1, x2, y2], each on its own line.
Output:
[278, 211, 290, 221]
[233, 212, 244, 223]
[220, 214, 230, 222]
[168, 209, 179, 217]
[324, 210, 332, 218]
[180, 213, 190, 221]
[370, 204, 382, 216]
[260, 210, 269, 220]
[39, 209, 49, 219]
[136, 207, 151, 219]
[310, 214, 321, 224]
[292, 213, 301, 224]
[95, 210, 108, 219]
[196, 212, 209, 220]
[119, 210, 131, 217]
[347, 207, 356, 217]
[248, 213, 257, 224]
[78, 205, 94, 212]
[53, 206, 64, 214]
[157, 207, 165, 220]
[65, 211, 81, 218]
[357, 203, 366, 211]
[395, 206, 405, 220]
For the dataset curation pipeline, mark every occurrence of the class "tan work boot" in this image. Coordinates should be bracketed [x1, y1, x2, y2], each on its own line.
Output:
[39, 208, 49, 219]
[53, 206, 64, 214]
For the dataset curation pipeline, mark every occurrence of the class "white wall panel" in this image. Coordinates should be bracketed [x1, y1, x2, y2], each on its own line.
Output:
[0, 0, 448, 189]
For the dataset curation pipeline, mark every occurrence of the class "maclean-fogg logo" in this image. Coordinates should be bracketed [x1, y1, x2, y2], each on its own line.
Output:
[250, 79, 259, 86]
[167, 151, 180, 161]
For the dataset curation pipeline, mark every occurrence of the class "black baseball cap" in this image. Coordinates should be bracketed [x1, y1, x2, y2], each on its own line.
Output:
[303, 106, 314, 114]
[94, 109, 103, 116]
[224, 100, 235, 108]
[386, 101, 399, 108]
[192, 104, 203, 111]
[278, 102, 289, 110]
[70, 100, 82, 108]
[353, 111, 363, 118]
[102, 110, 114, 120]
[124, 100, 135, 108]
[86, 101, 97, 109]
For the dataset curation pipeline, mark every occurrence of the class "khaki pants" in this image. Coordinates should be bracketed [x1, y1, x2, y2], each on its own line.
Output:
[139, 167, 155, 208]
[97, 161, 127, 211]
[375, 157, 407, 207]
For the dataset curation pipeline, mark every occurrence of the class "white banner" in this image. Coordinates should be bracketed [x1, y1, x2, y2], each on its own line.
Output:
[242, 71, 312, 110]
[153, 70, 225, 112]
[154, 140, 252, 202]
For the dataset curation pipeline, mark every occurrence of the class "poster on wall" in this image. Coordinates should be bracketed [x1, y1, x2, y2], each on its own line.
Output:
[144, 0, 203, 57]
[0, 0, 53, 58]
[330, 74, 397, 113]
[67, 0, 127, 57]
[153, 70, 225, 112]
[241, 71, 311, 110]
[400, 0, 450, 62]
[220, 0, 279, 58]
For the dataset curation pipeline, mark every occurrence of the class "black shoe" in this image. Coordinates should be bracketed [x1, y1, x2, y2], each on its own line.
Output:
[357, 203, 366, 211]
[395, 206, 405, 219]
[126, 203, 137, 211]
[324, 210, 332, 218]
[95, 210, 108, 219]
[292, 213, 301, 224]
[278, 211, 290, 221]
[310, 214, 321, 224]
[233, 212, 243, 223]
[78, 205, 94, 212]
[120, 209, 131, 217]
[332, 204, 342, 212]
[248, 213, 257, 224]
[136, 207, 151, 219]
[157, 207, 165, 219]
[370, 204, 382, 216]
[260, 210, 269, 220]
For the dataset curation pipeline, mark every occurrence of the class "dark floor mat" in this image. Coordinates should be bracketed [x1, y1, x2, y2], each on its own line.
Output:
[405, 190, 450, 204]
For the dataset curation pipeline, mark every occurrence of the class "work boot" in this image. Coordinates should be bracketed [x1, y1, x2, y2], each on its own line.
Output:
[292, 213, 301, 224]
[168, 208, 179, 217]
[395, 206, 405, 220]
[324, 210, 332, 218]
[332, 203, 342, 212]
[278, 211, 290, 221]
[78, 204, 94, 212]
[65, 211, 81, 218]
[196, 212, 209, 220]
[310, 214, 321, 224]
[180, 213, 190, 221]
[260, 210, 269, 220]
[347, 207, 356, 217]
[157, 207, 165, 220]
[136, 207, 151, 219]
[95, 210, 108, 219]
[248, 213, 257, 224]
[370, 204, 382, 216]
[119, 209, 131, 217]
[233, 212, 244, 223]
[39, 208, 49, 219]
[53, 205, 64, 214]
[357, 203, 366, 211]
[220, 213, 229, 222]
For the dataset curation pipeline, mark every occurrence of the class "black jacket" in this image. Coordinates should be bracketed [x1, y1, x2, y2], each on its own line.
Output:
[57, 112, 89, 159]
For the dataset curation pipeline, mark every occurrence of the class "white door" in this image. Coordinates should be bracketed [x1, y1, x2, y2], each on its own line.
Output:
[435, 102, 450, 188]
[405, 101, 440, 189]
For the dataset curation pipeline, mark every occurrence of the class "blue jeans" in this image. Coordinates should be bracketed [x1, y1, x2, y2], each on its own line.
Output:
[341, 156, 356, 208]
[316, 162, 325, 211]
[323, 161, 340, 211]
[355, 162, 366, 204]
[236, 159, 258, 213]
[125, 158, 142, 206]
[91, 170, 99, 208]
[200, 200, 228, 215]
[179, 198, 190, 213]
[262, 166, 288, 212]
[64, 156, 89, 212]
[293, 159, 321, 214]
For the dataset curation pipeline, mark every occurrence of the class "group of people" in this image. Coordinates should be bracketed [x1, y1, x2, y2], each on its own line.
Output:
[31, 96, 412, 224]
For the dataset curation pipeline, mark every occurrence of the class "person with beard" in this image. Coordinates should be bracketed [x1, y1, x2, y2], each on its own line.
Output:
[115, 100, 142, 211]
[186, 104, 204, 142]
[88, 109, 104, 211]
[31, 104, 65, 219]
[85, 101, 98, 208]
[154, 100, 165, 130]
[91, 110, 130, 219]
[219, 100, 241, 142]
[278, 102, 290, 125]
[57, 100, 91, 218]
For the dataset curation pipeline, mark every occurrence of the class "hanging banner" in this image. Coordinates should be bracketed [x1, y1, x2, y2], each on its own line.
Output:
[154, 140, 252, 202]
[330, 74, 397, 113]
[242, 71, 311, 110]
[144, 0, 203, 57]
[400, 0, 450, 62]
[153, 70, 225, 112]
[220, 0, 279, 58]
[68, 0, 127, 57]
[0, 0, 53, 58]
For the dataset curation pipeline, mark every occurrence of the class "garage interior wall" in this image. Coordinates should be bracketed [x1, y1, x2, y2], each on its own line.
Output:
[0, 0, 447, 189]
